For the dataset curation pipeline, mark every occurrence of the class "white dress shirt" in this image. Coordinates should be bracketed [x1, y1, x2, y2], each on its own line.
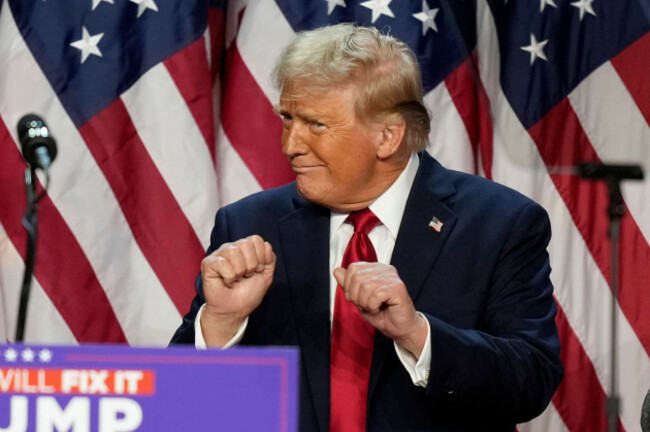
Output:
[195, 153, 431, 387]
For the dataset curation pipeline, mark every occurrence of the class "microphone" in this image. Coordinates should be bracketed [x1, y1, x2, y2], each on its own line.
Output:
[642, 387, 650, 432]
[17, 114, 57, 171]
[575, 162, 644, 180]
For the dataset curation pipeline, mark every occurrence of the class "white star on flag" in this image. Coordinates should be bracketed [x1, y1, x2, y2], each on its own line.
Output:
[92, 0, 114, 11]
[521, 33, 549, 65]
[22, 348, 35, 362]
[325, 0, 346, 15]
[571, 0, 596, 20]
[429, 216, 444, 233]
[39, 349, 53, 363]
[4, 348, 18, 362]
[130, 0, 159, 18]
[360, 0, 394, 24]
[540, 0, 557, 13]
[412, 1, 439, 36]
[70, 26, 104, 64]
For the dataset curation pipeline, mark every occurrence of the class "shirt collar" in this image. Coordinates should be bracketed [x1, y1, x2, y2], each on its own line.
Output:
[330, 153, 420, 235]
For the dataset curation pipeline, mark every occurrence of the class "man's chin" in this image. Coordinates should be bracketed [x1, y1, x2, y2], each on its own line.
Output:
[294, 181, 332, 209]
[295, 185, 370, 213]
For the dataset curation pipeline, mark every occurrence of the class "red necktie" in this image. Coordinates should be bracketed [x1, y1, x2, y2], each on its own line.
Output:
[330, 208, 380, 432]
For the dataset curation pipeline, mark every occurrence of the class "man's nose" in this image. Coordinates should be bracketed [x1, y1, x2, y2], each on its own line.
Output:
[282, 124, 309, 157]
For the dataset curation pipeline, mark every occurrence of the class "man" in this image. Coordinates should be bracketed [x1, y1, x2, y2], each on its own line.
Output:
[171, 24, 563, 431]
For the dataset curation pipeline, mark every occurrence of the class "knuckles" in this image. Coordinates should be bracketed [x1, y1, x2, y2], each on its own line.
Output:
[201, 236, 275, 280]
[344, 262, 401, 287]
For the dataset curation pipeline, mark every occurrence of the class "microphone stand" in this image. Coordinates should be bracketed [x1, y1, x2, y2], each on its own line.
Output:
[605, 177, 623, 432]
[578, 163, 644, 432]
[15, 167, 46, 343]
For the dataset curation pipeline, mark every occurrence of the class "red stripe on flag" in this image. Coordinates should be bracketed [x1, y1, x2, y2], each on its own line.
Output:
[444, 55, 494, 178]
[164, 37, 216, 163]
[610, 31, 650, 127]
[0, 117, 127, 343]
[618, 205, 650, 350]
[221, 44, 295, 189]
[78, 100, 205, 313]
[528, 99, 650, 356]
[552, 303, 624, 432]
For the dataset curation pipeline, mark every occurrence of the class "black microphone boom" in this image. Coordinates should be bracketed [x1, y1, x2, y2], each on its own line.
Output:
[17, 114, 58, 171]
[576, 162, 644, 180]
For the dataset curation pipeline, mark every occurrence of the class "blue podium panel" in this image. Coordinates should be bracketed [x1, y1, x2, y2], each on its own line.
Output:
[0, 344, 299, 432]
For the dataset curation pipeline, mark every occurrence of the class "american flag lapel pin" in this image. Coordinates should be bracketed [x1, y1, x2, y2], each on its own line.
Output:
[428, 215, 444, 233]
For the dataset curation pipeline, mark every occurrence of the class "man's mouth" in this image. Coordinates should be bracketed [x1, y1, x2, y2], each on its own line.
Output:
[291, 165, 323, 173]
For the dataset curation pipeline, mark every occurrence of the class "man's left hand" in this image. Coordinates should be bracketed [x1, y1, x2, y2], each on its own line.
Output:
[333, 262, 428, 359]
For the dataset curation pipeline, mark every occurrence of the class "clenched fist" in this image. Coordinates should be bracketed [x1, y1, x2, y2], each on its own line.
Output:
[200, 235, 276, 346]
[334, 262, 427, 359]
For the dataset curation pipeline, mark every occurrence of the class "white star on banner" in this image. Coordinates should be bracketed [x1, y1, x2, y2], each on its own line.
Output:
[521, 33, 549, 65]
[22, 348, 35, 362]
[412, 1, 439, 36]
[540, 0, 557, 12]
[360, 0, 394, 24]
[39, 349, 53, 363]
[571, 0, 596, 20]
[325, 0, 346, 15]
[130, 0, 158, 18]
[92, 0, 114, 11]
[70, 26, 104, 64]
[4, 348, 18, 362]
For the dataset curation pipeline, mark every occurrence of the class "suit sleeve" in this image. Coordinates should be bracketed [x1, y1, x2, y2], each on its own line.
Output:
[169, 207, 230, 345]
[424, 201, 563, 422]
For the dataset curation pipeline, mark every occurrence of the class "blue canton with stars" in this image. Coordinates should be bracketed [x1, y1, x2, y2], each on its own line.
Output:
[274, 0, 477, 94]
[488, 0, 650, 129]
[8, 0, 208, 127]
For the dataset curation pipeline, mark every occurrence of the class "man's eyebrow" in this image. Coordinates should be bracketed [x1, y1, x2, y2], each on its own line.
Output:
[274, 105, 307, 120]
[272, 105, 321, 123]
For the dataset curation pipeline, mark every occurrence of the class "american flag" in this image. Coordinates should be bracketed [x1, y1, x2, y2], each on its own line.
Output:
[428, 216, 444, 233]
[0, 0, 648, 430]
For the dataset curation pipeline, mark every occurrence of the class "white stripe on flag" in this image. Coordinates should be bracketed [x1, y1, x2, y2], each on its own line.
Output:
[216, 124, 263, 207]
[224, 0, 249, 48]
[236, 0, 295, 104]
[424, 82, 475, 173]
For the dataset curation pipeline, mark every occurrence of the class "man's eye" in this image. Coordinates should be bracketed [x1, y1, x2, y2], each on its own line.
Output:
[280, 114, 292, 123]
[310, 121, 326, 131]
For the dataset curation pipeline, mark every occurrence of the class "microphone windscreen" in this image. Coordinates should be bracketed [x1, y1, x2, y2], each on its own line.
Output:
[16, 113, 57, 168]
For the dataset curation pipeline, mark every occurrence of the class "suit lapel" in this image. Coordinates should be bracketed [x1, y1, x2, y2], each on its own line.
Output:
[368, 153, 458, 400]
[278, 202, 331, 432]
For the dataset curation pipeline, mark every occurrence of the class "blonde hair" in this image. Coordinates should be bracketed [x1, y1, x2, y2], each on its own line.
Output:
[273, 23, 430, 153]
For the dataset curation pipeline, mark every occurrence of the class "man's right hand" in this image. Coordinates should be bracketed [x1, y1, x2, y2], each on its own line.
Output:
[199, 235, 276, 346]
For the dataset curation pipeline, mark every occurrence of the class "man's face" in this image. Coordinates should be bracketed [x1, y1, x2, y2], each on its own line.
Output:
[276, 84, 385, 211]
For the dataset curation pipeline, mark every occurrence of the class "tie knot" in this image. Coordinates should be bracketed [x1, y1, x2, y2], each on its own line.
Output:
[346, 208, 380, 235]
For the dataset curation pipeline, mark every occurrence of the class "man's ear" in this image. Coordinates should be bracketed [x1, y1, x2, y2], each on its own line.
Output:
[376, 114, 407, 160]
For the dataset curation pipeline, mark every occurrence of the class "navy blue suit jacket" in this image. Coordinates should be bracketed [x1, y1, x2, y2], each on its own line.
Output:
[171, 152, 563, 431]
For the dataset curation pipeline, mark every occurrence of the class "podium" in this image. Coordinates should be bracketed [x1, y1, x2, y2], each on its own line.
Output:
[0, 344, 299, 431]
